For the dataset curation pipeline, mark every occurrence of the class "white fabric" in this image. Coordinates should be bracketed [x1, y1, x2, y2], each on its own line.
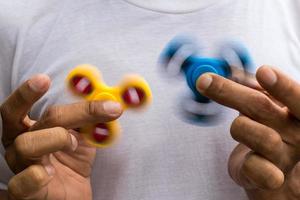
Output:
[0, 183, 7, 190]
[123, 0, 221, 13]
[0, 0, 299, 200]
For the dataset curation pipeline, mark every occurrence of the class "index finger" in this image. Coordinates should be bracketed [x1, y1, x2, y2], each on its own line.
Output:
[1, 75, 50, 146]
[196, 73, 286, 125]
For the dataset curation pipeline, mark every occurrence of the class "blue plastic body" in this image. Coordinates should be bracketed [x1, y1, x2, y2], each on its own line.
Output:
[160, 37, 253, 103]
[182, 57, 231, 102]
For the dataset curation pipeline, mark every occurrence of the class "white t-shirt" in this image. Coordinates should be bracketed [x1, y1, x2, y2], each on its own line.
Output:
[0, 0, 300, 199]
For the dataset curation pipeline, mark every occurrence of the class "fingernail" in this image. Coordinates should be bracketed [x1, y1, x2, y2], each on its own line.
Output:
[70, 134, 78, 151]
[196, 74, 213, 92]
[103, 101, 122, 116]
[28, 74, 51, 92]
[259, 67, 277, 86]
[44, 165, 55, 176]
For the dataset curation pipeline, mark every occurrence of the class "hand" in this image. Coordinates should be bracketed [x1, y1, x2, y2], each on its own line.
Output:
[197, 66, 300, 200]
[0, 75, 123, 200]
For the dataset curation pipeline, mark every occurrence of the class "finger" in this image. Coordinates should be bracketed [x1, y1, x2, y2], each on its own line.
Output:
[287, 162, 300, 199]
[228, 144, 252, 187]
[230, 116, 286, 166]
[196, 73, 286, 126]
[256, 66, 300, 119]
[30, 100, 122, 131]
[231, 72, 284, 107]
[1, 74, 50, 124]
[8, 165, 54, 199]
[240, 153, 284, 190]
[231, 69, 262, 91]
[1, 75, 50, 146]
[14, 127, 78, 161]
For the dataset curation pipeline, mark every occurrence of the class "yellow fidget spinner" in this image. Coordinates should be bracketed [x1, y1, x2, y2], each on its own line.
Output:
[67, 64, 152, 148]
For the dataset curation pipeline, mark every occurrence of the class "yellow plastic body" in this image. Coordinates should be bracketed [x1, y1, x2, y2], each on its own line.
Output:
[67, 64, 152, 148]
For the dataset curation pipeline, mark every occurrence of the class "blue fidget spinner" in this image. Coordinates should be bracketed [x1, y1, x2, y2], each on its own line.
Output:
[159, 36, 254, 123]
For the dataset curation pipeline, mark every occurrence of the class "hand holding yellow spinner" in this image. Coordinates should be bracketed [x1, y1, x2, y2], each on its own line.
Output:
[67, 64, 152, 148]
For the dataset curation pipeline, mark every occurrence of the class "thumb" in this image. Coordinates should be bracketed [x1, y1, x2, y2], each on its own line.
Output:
[228, 144, 284, 190]
[228, 144, 254, 188]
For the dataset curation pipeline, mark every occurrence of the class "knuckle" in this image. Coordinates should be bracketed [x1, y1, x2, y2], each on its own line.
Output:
[7, 165, 47, 199]
[8, 178, 24, 198]
[27, 165, 47, 186]
[14, 134, 35, 158]
[87, 101, 103, 117]
[263, 133, 282, 154]
[248, 93, 274, 119]
[213, 80, 226, 97]
[51, 127, 69, 143]
[252, 93, 272, 109]
[43, 106, 63, 125]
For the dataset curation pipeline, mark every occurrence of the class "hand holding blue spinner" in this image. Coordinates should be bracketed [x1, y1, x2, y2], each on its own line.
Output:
[160, 36, 254, 103]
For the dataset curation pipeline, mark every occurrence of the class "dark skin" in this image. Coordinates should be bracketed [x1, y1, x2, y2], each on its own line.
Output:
[197, 65, 300, 200]
[0, 74, 123, 200]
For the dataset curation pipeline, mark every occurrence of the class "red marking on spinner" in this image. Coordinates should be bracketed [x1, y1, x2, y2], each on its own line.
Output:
[71, 76, 93, 95]
[92, 123, 110, 143]
[122, 87, 145, 106]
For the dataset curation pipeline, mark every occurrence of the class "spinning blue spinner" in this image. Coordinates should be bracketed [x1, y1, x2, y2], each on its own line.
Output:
[159, 36, 254, 123]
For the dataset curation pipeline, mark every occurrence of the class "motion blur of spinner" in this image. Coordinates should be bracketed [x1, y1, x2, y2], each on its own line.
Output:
[67, 64, 152, 148]
[159, 36, 255, 125]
